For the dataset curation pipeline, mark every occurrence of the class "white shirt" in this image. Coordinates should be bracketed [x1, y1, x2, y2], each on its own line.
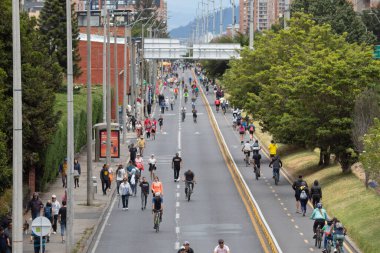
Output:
[116, 168, 126, 181]
[243, 143, 252, 151]
[214, 245, 230, 253]
[149, 158, 157, 165]
[51, 200, 61, 215]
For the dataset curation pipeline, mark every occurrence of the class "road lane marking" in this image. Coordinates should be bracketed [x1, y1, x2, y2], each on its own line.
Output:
[304, 239, 309, 244]
[175, 242, 180, 250]
[176, 213, 180, 219]
[309, 248, 314, 252]
[300, 232, 304, 236]
[176, 192, 180, 198]
[176, 227, 180, 233]
[295, 225, 299, 229]
[291, 219, 295, 223]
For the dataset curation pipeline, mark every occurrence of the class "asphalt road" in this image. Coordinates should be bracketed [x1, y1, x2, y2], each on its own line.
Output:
[197, 69, 330, 253]
[92, 70, 264, 253]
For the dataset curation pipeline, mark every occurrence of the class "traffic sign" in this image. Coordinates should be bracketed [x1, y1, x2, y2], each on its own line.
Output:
[31, 216, 52, 237]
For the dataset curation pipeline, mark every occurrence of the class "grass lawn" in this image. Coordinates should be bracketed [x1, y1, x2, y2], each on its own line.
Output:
[255, 127, 380, 253]
[54, 85, 103, 118]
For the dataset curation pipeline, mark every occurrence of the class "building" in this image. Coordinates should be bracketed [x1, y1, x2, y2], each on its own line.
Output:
[239, 0, 289, 33]
[348, 0, 380, 11]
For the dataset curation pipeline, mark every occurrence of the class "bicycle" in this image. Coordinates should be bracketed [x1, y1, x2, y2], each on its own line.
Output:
[326, 236, 333, 253]
[244, 152, 250, 167]
[315, 225, 322, 249]
[153, 210, 161, 232]
[185, 181, 193, 201]
[273, 168, 280, 185]
[222, 106, 226, 115]
[253, 164, 260, 180]
[335, 236, 345, 253]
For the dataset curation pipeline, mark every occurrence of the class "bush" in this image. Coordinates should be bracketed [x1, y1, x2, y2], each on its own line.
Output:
[40, 89, 103, 190]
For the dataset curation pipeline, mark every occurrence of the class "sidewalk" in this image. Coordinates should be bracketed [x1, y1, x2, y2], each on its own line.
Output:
[23, 132, 137, 253]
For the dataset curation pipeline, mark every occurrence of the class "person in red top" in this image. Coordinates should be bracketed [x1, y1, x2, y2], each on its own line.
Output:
[151, 118, 157, 140]
[174, 87, 179, 99]
[215, 99, 221, 113]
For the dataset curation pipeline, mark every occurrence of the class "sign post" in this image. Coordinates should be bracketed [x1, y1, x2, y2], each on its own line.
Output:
[31, 217, 52, 253]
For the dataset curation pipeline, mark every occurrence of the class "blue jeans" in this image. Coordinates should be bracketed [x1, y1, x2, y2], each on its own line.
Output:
[324, 235, 332, 249]
[60, 222, 66, 236]
[273, 168, 280, 178]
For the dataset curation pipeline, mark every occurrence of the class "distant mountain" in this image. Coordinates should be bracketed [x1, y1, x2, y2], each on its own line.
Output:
[169, 6, 239, 41]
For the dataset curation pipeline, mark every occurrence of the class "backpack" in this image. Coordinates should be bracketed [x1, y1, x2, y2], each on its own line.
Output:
[239, 126, 245, 134]
[249, 126, 254, 132]
[44, 206, 52, 219]
[300, 189, 308, 200]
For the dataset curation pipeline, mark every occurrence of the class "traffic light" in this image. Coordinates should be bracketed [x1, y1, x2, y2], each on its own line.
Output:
[374, 45, 380, 59]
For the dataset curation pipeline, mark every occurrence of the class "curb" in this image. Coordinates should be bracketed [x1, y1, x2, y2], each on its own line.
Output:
[194, 71, 282, 253]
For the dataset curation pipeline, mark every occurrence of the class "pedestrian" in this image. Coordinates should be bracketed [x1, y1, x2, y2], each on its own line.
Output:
[130, 115, 136, 131]
[148, 154, 157, 181]
[299, 185, 310, 216]
[59, 158, 68, 188]
[136, 121, 142, 137]
[115, 164, 126, 195]
[119, 178, 132, 210]
[310, 180, 322, 208]
[58, 200, 67, 243]
[3, 223, 11, 253]
[292, 175, 308, 214]
[100, 164, 110, 195]
[147, 103, 152, 116]
[137, 137, 145, 157]
[32, 231, 47, 253]
[51, 195, 60, 235]
[130, 168, 137, 197]
[25, 192, 44, 220]
[214, 239, 230, 253]
[108, 165, 114, 190]
[129, 143, 138, 163]
[158, 115, 163, 132]
[139, 177, 150, 210]
[170, 96, 175, 110]
[172, 152, 183, 182]
[43, 201, 53, 242]
[73, 159, 81, 188]
[0, 227, 10, 253]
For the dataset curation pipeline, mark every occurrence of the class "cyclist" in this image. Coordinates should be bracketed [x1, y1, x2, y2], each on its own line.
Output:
[178, 241, 194, 253]
[184, 91, 189, 103]
[181, 107, 186, 122]
[332, 218, 346, 253]
[247, 122, 255, 141]
[241, 141, 252, 164]
[310, 203, 327, 238]
[215, 99, 221, 112]
[183, 169, 195, 196]
[322, 220, 333, 253]
[221, 100, 227, 114]
[268, 140, 278, 157]
[151, 176, 163, 196]
[192, 109, 197, 123]
[214, 239, 230, 253]
[251, 140, 261, 154]
[238, 124, 246, 144]
[269, 155, 282, 180]
[152, 192, 163, 228]
[252, 152, 262, 177]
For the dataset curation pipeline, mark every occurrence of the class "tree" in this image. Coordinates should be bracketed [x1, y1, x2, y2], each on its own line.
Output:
[361, 118, 380, 186]
[362, 8, 380, 44]
[222, 13, 380, 172]
[291, 0, 376, 44]
[38, 0, 82, 79]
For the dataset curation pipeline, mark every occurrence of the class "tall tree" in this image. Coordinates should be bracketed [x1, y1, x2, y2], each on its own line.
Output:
[38, 0, 82, 79]
[291, 0, 376, 44]
[223, 13, 380, 172]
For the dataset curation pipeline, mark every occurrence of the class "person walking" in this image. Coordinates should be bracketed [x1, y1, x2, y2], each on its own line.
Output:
[58, 200, 67, 243]
[158, 115, 164, 132]
[292, 175, 308, 214]
[172, 153, 183, 182]
[119, 178, 132, 211]
[214, 239, 230, 253]
[43, 201, 53, 242]
[115, 164, 126, 195]
[0, 227, 10, 253]
[58, 158, 68, 188]
[148, 154, 157, 181]
[139, 177, 150, 210]
[51, 195, 60, 235]
[25, 192, 44, 220]
[299, 185, 310, 216]
[73, 159, 81, 188]
[137, 137, 145, 157]
[129, 143, 138, 163]
[100, 164, 110, 195]
[310, 180, 322, 208]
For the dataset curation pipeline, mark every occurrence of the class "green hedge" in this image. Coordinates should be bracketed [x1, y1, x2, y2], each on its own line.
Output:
[40, 88, 103, 190]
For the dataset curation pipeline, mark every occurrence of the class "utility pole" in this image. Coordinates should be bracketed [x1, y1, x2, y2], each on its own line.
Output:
[123, 21, 131, 144]
[86, 0, 93, 206]
[114, 28, 119, 124]
[106, 9, 112, 165]
[249, 0, 254, 50]
[11, 0, 23, 251]
[66, 0, 74, 251]
[130, 41, 136, 118]
[220, 0, 223, 35]
[212, 0, 216, 36]
[231, 0, 235, 38]
[102, 0, 107, 122]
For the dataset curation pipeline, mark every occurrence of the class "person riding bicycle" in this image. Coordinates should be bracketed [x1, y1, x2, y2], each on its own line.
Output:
[221, 100, 226, 112]
[184, 91, 189, 102]
[252, 152, 262, 176]
[310, 203, 328, 238]
[181, 107, 186, 121]
[152, 192, 163, 228]
[251, 140, 261, 154]
[215, 99, 221, 112]
[183, 169, 195, 196]
[247, 122, 255, 141]
[269, 155, 282, 179]
[322, 220, 333, 253]
[192, 109, 197, 122]
[242, 141, 252, 164]
[268, 140, 278, 157]
[332, 219, 346, 252]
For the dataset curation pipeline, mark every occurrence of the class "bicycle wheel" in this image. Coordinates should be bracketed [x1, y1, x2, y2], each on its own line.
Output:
[155, 214, 160, 232]
[255, 167, 260, 180]
[187, 189, 191, 201]
[317, 233, 322, 248]
[274, 173, 279, 185]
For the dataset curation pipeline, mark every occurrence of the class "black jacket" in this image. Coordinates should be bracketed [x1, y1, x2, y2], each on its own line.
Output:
[310, 185, 322, 198]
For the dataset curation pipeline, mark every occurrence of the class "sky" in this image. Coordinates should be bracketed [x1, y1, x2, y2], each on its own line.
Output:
[166, 0, 232, 30]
